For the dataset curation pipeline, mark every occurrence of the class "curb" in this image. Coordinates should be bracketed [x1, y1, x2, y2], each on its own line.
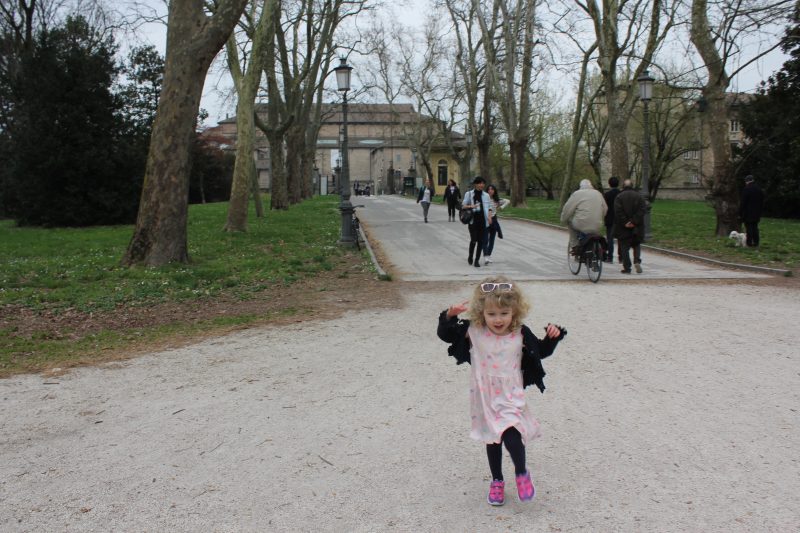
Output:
[357, 224, 388, 279]
[504, 216, 792, 277]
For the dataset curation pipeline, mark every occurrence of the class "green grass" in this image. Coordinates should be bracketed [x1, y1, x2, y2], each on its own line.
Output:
[0, 195, 347, 312]
[505, 198, 799, 271]
[0, 195, 364, 375]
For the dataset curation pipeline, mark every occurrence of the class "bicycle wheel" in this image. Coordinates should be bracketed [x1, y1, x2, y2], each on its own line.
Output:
[587, 240, 603, 283]
[567, 242, 581, 275]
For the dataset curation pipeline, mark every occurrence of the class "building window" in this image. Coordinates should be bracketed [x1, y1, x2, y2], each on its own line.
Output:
[688, 173, 700, 184]
[683, 150, 699, 160]
[437, 159, 448, 186]
[730, 120, 739, 133]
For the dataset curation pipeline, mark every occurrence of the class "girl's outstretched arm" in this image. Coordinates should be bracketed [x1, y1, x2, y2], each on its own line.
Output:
[446, 300, 469, 319]
[538, 323, 567, 359]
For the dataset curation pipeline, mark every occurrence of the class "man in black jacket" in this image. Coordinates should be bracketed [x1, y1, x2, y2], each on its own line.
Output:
[614, 179, 646, 274]
[603, 176, 621, 263]
[740, 175, 764, 247]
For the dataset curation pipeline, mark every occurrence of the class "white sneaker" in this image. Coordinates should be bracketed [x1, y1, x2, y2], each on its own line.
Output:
[484, 256, 492, 264]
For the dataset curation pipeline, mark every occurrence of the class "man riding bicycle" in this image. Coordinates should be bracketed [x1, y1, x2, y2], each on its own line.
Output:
[560, 179, 607, 254]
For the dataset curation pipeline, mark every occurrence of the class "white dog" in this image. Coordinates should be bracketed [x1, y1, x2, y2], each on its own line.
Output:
[729, 230, 747, 247]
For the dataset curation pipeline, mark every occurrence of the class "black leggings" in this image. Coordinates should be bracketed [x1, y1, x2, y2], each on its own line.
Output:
[447, 200, 458, 218]
[468, 218, 487, 261]
[486, 426, 526, 481]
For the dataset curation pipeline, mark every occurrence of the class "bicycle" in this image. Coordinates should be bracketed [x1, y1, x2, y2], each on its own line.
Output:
[567, 233, 605, 283]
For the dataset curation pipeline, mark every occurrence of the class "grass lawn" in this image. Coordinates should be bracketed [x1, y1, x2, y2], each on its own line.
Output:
[504, 198, 799, 272]
[0, 195, 372, 375]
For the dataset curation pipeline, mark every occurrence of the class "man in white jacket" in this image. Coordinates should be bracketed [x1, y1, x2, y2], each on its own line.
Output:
[560, 179, 607, 251]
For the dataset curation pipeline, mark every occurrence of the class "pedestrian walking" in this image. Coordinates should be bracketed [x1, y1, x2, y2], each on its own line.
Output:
[437, 276, 567, 506]
[603, 176, 621, 263]
[417, 179, 435, 223]
[484, 184, 510, 264]
[560, 179, 607, 253]
[614, 179, 646, 274]
[740, 174, 764, 247]
[443, 179, 462, 221]
[462, 177, 492, 267]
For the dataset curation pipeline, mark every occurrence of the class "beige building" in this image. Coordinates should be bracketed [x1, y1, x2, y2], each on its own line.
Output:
[210, 103, 468, 197]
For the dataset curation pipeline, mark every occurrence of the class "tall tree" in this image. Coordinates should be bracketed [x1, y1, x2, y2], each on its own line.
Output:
[123, 0, 248, 266]
[579, 0, 674, 182]
[5, 16, 142, 226]
[473, 0, 540, 207]
[738, 9, 800, 219]
[224, 0, 274, 232]
[689, 0, 794, 236]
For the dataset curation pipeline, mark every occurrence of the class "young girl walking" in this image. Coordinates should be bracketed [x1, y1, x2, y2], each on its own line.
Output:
[437, 276, 566, 506]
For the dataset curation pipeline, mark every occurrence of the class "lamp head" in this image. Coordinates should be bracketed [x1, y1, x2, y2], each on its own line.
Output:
[638, 69, 654, 101]
[334, 57, 352, 92]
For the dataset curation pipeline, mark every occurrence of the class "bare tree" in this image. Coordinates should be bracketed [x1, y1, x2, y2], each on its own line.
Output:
[224, 0, 275, 232]
[473, 0, 541, 206]
[577, 0, 675, 182]
[689, 0, 794, 236]
[123, 0, 248, 266]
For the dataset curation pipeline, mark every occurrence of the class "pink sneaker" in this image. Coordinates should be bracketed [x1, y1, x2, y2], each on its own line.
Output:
[516, 471, 535, 501]
[487, 480, 505, 506]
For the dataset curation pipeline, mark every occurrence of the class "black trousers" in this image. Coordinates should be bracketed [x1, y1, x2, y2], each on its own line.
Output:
[618, 237, 641, 271]
[447, 200, 458, 219]
[468, 219, 487, 261]
[486, 426, 526, 481]
[744, 221, 760, 247]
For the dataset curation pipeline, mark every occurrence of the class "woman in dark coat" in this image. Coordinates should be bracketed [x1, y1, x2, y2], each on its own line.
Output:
[443, 179, 462, 221]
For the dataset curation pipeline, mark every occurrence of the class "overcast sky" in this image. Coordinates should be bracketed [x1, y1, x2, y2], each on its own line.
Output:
[133, 1, 789, 127]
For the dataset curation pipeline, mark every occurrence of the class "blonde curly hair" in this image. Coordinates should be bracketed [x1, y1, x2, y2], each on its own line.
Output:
[468, 275, 530, 331]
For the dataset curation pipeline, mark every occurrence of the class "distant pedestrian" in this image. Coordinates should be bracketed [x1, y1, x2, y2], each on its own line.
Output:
[740, 175, 764, 247]
[462, 177, 492, 267]
[603, 176, 621, 263]
[437, 276, 566, 506]
[614, 179, 646, 274]
[443, 179, 462, 221]
[484, 184, 510, 264]
[417, 179, 435, 223]
[560, 179, 607, 253]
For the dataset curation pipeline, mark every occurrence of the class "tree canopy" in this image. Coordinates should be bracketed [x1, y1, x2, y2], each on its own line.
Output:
[738, 13, 800, 219]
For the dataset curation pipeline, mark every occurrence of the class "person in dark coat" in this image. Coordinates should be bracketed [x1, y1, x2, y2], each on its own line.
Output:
[603, 176, 621, 263]
[614, 179, 646, 274]
[740, 175, 764, 247]
[443, 179, 462, 221]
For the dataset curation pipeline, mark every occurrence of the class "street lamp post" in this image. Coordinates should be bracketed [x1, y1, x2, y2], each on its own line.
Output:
[334, 57, 354, 245]
[638, 68, 654, 241]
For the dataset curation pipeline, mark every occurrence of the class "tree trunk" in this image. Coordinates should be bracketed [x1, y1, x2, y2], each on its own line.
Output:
[509, 138, 528, 207]
[691, 0, 740, 236]
[225, 96, 257, 231]
[123, 0, 248, 266]
[250, 157, 264, 217]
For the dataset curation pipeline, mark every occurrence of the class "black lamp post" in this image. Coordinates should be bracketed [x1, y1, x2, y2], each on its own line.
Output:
[638, 68, 654, 241]
[464, 128, 473, 187]
[334, 57, 354, 245]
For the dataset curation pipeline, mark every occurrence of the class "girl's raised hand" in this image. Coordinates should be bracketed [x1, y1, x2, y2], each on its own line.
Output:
[447, 301, 470, 318]
[544, 323, 563, 339]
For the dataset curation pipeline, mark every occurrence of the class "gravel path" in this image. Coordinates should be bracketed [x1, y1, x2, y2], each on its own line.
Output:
[2, 278, 798, 532]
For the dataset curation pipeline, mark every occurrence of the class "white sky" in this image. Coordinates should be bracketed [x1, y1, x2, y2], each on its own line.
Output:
[132, 1, 789, 126]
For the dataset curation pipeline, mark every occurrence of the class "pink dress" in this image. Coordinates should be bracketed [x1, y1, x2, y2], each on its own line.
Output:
[468, 325, 541, 444]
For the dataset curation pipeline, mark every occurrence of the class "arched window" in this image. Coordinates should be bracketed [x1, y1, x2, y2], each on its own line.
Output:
[437, 159, 448, 186]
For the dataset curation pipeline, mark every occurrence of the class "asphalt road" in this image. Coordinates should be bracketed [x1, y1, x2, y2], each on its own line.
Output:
[357, 195, 766, 282]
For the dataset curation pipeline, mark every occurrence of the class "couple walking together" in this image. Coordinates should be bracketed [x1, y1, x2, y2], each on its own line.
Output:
[562, 178, 645, 274]
[463, 176, 509, 267]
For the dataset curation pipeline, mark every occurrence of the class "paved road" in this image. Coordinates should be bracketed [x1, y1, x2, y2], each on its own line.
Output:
[357, 195, 766, 282]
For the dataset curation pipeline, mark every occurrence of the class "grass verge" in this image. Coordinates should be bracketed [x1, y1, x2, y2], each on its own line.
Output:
[1, 195, 375, 376]
[505, 198, 799, 272]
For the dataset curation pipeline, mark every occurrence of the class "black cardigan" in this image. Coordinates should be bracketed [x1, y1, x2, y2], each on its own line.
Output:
[437, 310, 566, 393]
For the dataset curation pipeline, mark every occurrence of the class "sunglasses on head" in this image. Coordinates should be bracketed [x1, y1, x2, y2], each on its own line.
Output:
[480, 282, 513, 293]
